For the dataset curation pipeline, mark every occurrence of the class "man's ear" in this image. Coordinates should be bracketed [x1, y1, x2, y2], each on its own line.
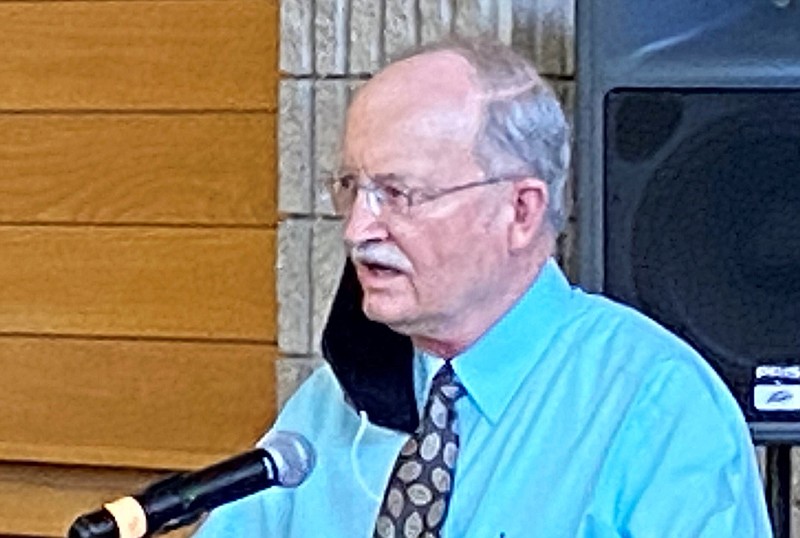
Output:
[508, 178, 549, 251]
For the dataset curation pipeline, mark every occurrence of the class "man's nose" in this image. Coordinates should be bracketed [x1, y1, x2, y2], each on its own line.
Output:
[343, 189, 387, 246]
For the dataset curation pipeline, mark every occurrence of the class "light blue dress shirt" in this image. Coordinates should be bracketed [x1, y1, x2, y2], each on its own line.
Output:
[195, 259, 771, 537]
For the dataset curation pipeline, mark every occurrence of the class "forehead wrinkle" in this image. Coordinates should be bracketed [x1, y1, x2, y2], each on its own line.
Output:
[349, 90, 481, 142]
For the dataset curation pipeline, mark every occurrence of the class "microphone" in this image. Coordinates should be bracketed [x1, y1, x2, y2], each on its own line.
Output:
[66, 431, 315, 538]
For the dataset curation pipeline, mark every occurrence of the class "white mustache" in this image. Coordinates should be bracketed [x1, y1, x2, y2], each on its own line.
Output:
[350, 243, 413, 272]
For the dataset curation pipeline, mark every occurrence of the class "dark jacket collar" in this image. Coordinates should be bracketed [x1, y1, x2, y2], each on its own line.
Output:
[321, 259, 418, 434]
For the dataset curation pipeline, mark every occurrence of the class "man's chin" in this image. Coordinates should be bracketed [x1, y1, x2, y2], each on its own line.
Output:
[362, 303, 402, 325]
[361, 300, 416, 334]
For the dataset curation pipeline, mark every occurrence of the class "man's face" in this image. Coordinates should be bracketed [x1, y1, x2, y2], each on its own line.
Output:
[340, 52, 513, 339]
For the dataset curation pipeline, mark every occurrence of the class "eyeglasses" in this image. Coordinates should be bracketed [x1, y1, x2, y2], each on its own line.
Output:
[324, 172, 525, 217]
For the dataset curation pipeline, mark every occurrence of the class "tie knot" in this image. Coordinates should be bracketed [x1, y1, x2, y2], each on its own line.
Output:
[431, 363, 466, 402]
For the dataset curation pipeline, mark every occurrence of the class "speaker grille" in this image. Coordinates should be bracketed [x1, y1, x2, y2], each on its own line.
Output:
[605, 89, 800, 419]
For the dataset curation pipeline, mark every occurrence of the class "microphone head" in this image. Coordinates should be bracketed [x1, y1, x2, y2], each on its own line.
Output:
[259, 431, 316, 487]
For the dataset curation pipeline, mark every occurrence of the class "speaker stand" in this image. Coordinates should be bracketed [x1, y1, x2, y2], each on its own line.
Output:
[766, 445, 792, 538]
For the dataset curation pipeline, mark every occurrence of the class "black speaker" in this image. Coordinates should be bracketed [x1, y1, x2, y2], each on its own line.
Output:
[576, 0, 800, 443]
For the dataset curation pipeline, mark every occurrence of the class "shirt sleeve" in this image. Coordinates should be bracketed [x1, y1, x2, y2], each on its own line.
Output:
[191, 489, 289, 538]
[191, 365, 335, 538]
[597, 357, 773, 538]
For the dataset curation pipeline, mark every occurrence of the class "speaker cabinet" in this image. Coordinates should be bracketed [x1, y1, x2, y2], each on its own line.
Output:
[576, 0, 800, 441]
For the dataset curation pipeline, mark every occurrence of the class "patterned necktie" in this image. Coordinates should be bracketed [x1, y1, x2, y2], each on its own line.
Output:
[373, 363, 466, 538]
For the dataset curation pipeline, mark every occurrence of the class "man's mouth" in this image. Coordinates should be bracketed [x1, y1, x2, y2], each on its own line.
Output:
[360, 261, 404, 277]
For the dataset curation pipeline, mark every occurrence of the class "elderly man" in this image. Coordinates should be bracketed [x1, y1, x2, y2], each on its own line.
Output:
[195, 39, 771, 537]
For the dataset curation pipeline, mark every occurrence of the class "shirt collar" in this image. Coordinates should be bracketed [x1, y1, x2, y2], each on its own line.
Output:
[415, 258, 576, 424]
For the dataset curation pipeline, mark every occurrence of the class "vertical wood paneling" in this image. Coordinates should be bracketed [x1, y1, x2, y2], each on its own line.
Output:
[0, 337, 277, 469]
[0, 227, 276, 340]
[0, 113, 276, 225]
[0, 0, 280, 534]
[0, 463, 193, 537]
[0, 1, 278, 110]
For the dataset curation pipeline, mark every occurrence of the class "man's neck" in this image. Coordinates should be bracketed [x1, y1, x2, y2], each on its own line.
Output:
[410, 254, 550, 360]
[411, 336, 464, 360]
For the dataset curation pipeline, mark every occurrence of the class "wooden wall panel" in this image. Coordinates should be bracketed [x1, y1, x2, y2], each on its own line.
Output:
[0, 337, 277, 469]
[0, 227, 276, 341]
[0, 113, 276, 225]
[0, 0, 280, 534]
[0, 1, 277, 111]
[0, 463, 192, 537]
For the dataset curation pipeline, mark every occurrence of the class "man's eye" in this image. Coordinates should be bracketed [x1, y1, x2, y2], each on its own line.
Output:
[338, 174, 357, 190]
[380, 184, 407, 199]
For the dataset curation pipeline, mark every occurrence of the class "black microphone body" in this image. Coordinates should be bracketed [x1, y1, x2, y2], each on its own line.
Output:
[67, 431, 314, 538]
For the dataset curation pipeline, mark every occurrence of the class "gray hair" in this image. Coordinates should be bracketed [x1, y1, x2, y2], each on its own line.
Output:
[401, 38, 571, 232]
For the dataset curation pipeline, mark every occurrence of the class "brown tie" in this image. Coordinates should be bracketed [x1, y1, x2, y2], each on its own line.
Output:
[373, 363, 466, 538]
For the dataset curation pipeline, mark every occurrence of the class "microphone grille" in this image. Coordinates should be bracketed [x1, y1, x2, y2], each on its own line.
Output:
[260, 431, 316, 487]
